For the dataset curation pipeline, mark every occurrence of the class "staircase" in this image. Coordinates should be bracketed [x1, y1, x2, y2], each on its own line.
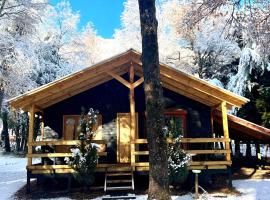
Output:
[104, 165, 134, 192]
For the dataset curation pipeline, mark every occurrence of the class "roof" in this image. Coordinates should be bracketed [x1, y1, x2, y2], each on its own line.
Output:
[8, 49, 249, 111]
[214, 111, 270, 143]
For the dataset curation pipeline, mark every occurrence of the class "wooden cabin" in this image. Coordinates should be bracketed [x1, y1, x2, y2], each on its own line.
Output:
[8, 49, 250, 192]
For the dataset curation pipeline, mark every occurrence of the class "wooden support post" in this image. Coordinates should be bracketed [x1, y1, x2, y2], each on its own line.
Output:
[246, 143, 251, 158]
[220, 101, 231, 161]
[210, 108, 214, 136]
[235, 140, 240, 155]
[41, 119, 45, 139]
[27, 105, 35, 167]
[129, 63, 136, 166]
[195, 173, 199, 199]
[256, 143, 261, 167]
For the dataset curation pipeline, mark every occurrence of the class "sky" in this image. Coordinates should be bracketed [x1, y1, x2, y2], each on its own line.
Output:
[50, 0, 125, 38]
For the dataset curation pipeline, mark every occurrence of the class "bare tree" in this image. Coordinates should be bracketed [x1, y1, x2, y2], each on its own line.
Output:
[138, 0, 171, 199]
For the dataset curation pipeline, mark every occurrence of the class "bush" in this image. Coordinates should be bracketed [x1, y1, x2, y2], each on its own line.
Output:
[168, 137, 190, 186]
[67, 107, 99, 187]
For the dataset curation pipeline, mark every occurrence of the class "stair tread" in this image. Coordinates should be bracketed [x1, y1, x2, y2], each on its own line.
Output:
[102, 195, 136, 200]
[106, 172, 132, 176]
[107, 179, 132, 183]
[106, 186, 133, 191]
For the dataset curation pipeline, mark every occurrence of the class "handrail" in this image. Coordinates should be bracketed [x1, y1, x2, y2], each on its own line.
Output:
[28, 151, 107, 158]
[133, 137, 232, 169]
[135, 138, 230, 144]
[29, 139, 106, 146]
[27, 139, 107, 166]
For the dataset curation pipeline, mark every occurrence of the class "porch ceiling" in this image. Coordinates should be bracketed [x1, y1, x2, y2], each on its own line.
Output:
[8, 49, 249, 111]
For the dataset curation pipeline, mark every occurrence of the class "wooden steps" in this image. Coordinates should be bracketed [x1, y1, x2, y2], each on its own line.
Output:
[102, 194, 136, 200]
[104, 166, 134, 192]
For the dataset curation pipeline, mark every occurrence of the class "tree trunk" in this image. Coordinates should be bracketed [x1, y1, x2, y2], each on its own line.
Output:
[138, 1, 170, 199]
[2, 110, 10, 152]
[15, 123, 21, 152]
[0, 88, 4, 113]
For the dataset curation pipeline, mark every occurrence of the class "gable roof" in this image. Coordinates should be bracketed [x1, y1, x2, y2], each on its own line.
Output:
[8, 49, 249, 111]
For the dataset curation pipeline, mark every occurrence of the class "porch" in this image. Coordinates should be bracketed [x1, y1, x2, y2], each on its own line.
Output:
[27, 136, 232, 174]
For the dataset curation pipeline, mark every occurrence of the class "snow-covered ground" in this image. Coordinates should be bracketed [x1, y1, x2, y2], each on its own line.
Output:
[0, 153, 270, 200]
[0, 154, 27, 200]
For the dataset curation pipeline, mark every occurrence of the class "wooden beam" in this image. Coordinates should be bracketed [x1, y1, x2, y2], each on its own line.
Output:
[27, 105, 35, 167]
[129, 63, 136, 165]
[189, 161, 232, 166]
[29, 139, 106, 146]
[28, 151, 107, 158]
[211, 108, 214, 136]
[177, 138, 230, 143]
[132, 77, 144, 88]
[135, 138, 230, 144]
[185, 149, 231, 154]
[221, 101, 231, 161]
[107, 71, 131, 89]
[134, 151, 149, 155]
[28, 153, 72, 158]
[135, 139, 148, 144]
[31, 169, 75, 174]
[34, 105, 44, 113]
[188, 165, 227, 170]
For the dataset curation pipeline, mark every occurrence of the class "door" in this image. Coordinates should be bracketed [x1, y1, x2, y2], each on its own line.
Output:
[117, 113, 131, 163]
[117, 113, 138, 163]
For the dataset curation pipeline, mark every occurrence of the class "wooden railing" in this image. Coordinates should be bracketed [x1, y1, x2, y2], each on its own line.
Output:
[27, 140, 107, 174]
[133, 138, 232, 170]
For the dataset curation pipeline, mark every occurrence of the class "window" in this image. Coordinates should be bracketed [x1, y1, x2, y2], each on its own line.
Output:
[164, 109, 187, 138]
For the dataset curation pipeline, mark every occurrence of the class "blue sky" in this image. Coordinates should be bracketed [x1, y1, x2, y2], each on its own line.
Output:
[50, 0, 125, 38]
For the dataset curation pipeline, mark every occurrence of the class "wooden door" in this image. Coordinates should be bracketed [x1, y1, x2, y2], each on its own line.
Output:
[63, 115, 80, 140]
[117, 113, 138, 163]
[117, 113, 131, 163]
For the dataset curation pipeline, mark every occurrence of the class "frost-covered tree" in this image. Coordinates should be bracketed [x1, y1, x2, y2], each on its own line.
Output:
[192, 24, 241, 79]
[0, 0, 46, 104]
[114, 0, 194, 73]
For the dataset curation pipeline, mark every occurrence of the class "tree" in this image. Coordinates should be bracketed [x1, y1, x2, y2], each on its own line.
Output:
[138, 0, 171, 199]
[1, 109, 10, 152]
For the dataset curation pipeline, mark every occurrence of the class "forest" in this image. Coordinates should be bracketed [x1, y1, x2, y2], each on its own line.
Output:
[0, 0, 270, 153]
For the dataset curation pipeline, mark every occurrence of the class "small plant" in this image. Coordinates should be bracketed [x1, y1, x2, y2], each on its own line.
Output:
[168, 137, 190, 186]
[66, 107, 99, 187]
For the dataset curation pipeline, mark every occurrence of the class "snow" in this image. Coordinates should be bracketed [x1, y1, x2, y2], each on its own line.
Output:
[0, 154, 27, 200]
[208, 78, 224, 88]
[227, 48, 263, 96]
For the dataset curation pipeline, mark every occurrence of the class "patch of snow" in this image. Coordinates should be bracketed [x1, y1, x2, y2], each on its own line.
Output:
[0, 154, 27, 200]
[208, 78, 224, 88]
[267, 63, 270, 71]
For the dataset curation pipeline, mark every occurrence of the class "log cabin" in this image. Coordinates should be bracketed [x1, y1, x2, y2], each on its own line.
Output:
[8, 49, 269, 192]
